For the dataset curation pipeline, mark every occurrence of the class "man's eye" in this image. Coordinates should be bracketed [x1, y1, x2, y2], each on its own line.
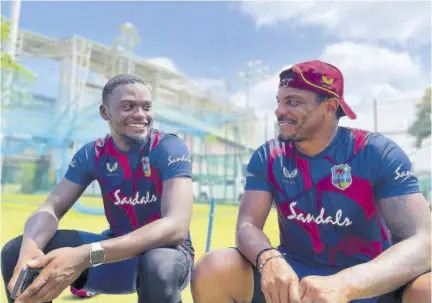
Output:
[287, 100, 299, 106]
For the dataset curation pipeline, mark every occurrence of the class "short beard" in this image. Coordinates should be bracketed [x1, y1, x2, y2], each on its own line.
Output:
[109, 119, 153, 147]
[121, 132, 150, 146]
[277, 133, 306, 143]
[124, 135, 147, 145]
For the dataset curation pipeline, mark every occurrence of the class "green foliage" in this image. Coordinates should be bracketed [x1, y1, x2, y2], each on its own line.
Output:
[1, 16, 33, 77]
[205, 134, 218, 144]
[1, 16, 36, 107]
[1, 52, 34, 79]
[1, 15, 10, 41]
[408, 87, 431, 148]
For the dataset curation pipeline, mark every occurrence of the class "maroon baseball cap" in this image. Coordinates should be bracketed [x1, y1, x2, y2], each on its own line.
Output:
[279, 60, 356, 119]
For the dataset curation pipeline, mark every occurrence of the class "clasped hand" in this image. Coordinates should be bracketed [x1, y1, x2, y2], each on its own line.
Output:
[259, 255, 350, 303]
[299, 275, 350, 303]
[14, 247, 89, 303]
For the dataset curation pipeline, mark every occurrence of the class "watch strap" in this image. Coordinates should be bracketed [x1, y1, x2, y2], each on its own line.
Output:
[90, 242, 105, 267]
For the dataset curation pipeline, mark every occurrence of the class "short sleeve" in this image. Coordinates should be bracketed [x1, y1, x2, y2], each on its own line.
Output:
[244, 144, 272, 192]
[64, 143, 96, 187]
[370, 135, 421, 200]
[151, 135, 192, 181]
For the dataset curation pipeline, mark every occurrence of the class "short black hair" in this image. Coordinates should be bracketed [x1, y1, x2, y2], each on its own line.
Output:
[316, 94, 345, 120]
[102, 74, 149, 105]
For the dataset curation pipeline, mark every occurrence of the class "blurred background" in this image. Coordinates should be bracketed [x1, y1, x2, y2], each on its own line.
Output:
[1, 1, 430, 302]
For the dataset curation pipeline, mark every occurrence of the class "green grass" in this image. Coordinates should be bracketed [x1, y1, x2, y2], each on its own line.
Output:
[1, 193, 280, 303]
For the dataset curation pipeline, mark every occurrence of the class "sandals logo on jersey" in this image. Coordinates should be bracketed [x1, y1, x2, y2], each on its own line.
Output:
[141, 156, 151, 177]
[331, 164, 352, 190]
[287, 202, 353, 227]
[394, 164, 415, 182]
[167, 154, 191, 166]
[113, 189, 157, 206]
[69, 159, 76, 168]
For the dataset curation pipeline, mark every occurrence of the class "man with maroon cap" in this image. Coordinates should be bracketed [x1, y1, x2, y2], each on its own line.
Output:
[190, 60, 431, 303]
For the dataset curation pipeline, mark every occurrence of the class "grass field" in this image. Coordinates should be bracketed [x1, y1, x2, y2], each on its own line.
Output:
[1, 193, 280, 303]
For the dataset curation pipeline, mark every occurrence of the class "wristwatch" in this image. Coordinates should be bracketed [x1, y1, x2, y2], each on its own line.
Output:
[89, 242, 105, 267]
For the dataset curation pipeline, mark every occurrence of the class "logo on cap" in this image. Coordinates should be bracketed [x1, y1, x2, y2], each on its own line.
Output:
[321, 75, 334, 86]
[279, 70, 294, 88]
[279, 78, 292, 88]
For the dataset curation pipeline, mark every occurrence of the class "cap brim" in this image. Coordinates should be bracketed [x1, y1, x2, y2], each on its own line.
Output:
[339, 98, 356, 119]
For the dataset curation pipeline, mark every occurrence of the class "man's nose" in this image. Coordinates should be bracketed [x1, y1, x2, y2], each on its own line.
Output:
[132, 107, 146, 119]
[275, 103, 288, 118]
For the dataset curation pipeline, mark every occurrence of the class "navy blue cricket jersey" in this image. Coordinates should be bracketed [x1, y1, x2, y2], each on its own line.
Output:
[245, 127, 420, 269]
[65, 129, 194, 257]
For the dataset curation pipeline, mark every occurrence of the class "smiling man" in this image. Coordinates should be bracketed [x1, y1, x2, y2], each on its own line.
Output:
[191, 60, 431, 303]
[1, 74, 195, 303]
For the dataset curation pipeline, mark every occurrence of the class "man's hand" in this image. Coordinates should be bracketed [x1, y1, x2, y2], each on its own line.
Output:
[259, 250, 301, 303]
[7, 246, 44, 298]
[300, 275, 350, 303]
[15, 246, 90, 303]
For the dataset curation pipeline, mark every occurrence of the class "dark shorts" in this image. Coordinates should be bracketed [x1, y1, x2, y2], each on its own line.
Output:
[1, 229, 193, 300]
[73, 230, 194, 294]
[233, 248, 406, 303]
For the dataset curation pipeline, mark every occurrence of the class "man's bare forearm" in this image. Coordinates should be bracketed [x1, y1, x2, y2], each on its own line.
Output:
[19, 180, 84, 258]
[338, 193, 431, 300]
[236, 223, 281, 266]
[20, 211, 59, 256]
[337, 234, 431, 301]
[80, 217, 187, 266]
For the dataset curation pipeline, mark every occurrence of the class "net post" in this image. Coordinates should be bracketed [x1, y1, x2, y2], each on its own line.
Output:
[205, 197, 216, 253]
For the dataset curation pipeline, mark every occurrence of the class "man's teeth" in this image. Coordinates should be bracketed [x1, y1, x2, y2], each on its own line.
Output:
[129, 124, 146, 128]
[279, 120, 296, 126]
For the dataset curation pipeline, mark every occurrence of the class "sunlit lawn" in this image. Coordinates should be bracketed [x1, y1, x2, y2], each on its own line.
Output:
[1, 193, 279, 303]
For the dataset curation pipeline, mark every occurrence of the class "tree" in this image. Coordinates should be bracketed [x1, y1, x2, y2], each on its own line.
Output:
[1, 16, 35, 107]
[408, 87, 431, 148]
[1, 16, 33, 77]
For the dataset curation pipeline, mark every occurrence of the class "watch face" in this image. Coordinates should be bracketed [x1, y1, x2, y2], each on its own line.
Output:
[91, 250, 105, 265]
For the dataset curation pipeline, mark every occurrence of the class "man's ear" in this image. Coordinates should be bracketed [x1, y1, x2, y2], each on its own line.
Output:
[325, 98, 339, 118]
[100, 104, 109, 121]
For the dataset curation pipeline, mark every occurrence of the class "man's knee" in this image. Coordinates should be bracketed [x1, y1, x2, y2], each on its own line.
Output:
[192, 248, 237, 285]
[402, 272, 431, 303]
[1, 236, 22, 279]
[137, 247, 188, 302]
[191, 248, 254, 303]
